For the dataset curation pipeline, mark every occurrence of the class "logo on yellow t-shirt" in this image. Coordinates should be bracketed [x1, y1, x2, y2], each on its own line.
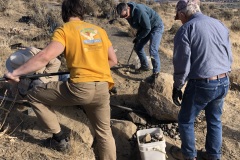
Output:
[80, 28, 102, 44]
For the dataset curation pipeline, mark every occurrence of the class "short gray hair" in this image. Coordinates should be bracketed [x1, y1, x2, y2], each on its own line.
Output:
[180, 0, 201, 18]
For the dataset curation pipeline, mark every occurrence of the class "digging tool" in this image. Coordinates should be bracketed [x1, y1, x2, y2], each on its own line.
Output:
[110, 47, 135, 72]
[123, 46, 135, 73]
[9, 43, 43, 50]
[110, 104, 147, 115]
[0, 71, 70, 81]
[0, 95, 146, 115]
[0, 95, 27, 104]
[127, 46, 135, 68]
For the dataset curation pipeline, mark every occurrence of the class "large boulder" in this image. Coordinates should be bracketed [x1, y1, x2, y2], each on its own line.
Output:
[138, 72, 180, 121]
[111, 119, 137, 160]
[55, 106, 94, 147]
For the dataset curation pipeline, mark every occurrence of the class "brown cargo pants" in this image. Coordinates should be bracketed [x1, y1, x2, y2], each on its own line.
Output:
[27, 81, 116, 160]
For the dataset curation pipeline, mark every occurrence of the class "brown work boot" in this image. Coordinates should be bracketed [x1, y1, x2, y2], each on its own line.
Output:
[170, 146, 196, 160]
[135, 66, 150, 73]
[145, 72, 159, 88]
[200, 148, 220, 160]
[43, 137, 70, 153]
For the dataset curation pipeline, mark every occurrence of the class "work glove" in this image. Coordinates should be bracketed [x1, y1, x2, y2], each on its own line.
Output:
[132, 38, 139, 44]
[109, 87, 117, 94]
[172, 87, 182, 106]
[133, 38, 140, 50]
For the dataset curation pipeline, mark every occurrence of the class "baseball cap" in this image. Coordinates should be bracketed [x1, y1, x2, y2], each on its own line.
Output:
[175, 0, 189, 20]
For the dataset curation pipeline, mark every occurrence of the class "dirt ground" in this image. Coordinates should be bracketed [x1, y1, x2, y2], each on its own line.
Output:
[0, 1, 240, 160]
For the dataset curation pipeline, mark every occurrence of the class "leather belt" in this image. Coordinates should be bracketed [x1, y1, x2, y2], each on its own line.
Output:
[195, 73, 228, 81]
[84, 81, 107, 85]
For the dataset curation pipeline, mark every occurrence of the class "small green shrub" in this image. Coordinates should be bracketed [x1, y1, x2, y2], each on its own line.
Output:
[169, 23, 181, 35]
[209, 4, 215, 10]
[136, 0, 147, 4]
[148, 0, 155, 5]
[159, 2, 170, 13]
[128, 27, 137, 38]
[0, 0, 21, 16]
[200, 4, 209, 13]
[29, 1, 62, 36]
[96, 0, 116, 18]
[152, 5, 161, 13]
[221, 10, 233, 21]
[231, 20, 240, 32]
[209, 12, 220, 20]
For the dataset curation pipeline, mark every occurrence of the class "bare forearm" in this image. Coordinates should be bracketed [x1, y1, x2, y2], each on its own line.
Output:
[11, 42, 64, 77]
[108, 46, 117, 68]
[43, 58, 61, 73]
[12, 51, 49, 77]
[109, 60, 117, 68]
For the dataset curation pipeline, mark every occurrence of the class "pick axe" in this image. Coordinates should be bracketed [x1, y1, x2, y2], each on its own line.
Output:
[126, 46, 135, 72]
[0, 71, 70, 81]
[127, 46, 134, 67]
[110, 46, 135, 71]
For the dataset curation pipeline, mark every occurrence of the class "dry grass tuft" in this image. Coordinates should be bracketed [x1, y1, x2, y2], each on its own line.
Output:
[127, 27, 137, 38]
[0, 47, 12, 75]
[28, 1, 62, 36]
[231, 20, 240, 32]
[0, 0, 22, 16]
[168, 23, 181, 35]
[160, 47, 173, 59]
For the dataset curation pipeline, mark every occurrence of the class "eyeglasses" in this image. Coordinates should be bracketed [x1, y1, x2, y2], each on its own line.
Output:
[120, 8, 128, 18]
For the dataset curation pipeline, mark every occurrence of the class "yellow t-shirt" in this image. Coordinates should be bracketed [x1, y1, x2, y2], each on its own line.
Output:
[52, 20, 114, 88]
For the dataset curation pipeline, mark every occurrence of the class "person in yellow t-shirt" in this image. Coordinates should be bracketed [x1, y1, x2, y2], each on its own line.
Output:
[4, 0, 117, 159]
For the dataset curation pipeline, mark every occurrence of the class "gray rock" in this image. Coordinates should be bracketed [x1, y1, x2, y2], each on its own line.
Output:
[138, 72, 180, 121]
[111, 119, 137, 160]
[167, 123, 172, 130]
[127, 112, 147, 125]
[142, 133, 151, 143]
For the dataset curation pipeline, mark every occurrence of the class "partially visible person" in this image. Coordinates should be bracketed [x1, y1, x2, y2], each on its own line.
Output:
[58, 73, 69, 81]
[4, 0, 117, 159]
[6, 47, 61, 96]
[172, 0, 232, 160]
[6, 47, 61, 82]
[116, 2, 164, 83]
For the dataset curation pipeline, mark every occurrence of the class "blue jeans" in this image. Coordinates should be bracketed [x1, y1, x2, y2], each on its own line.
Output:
[178, 76, 229, 159]
[134, 24, 164, 74]
[59, 74, 70, 81]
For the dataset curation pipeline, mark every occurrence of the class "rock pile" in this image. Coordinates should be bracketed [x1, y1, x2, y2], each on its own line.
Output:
[140, 131, 164, 144]
[137, 122, 180, 140]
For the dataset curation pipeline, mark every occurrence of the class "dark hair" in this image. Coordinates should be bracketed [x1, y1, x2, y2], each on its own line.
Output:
[62, 0, 85, 23]
[116, 3, 128, 15]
